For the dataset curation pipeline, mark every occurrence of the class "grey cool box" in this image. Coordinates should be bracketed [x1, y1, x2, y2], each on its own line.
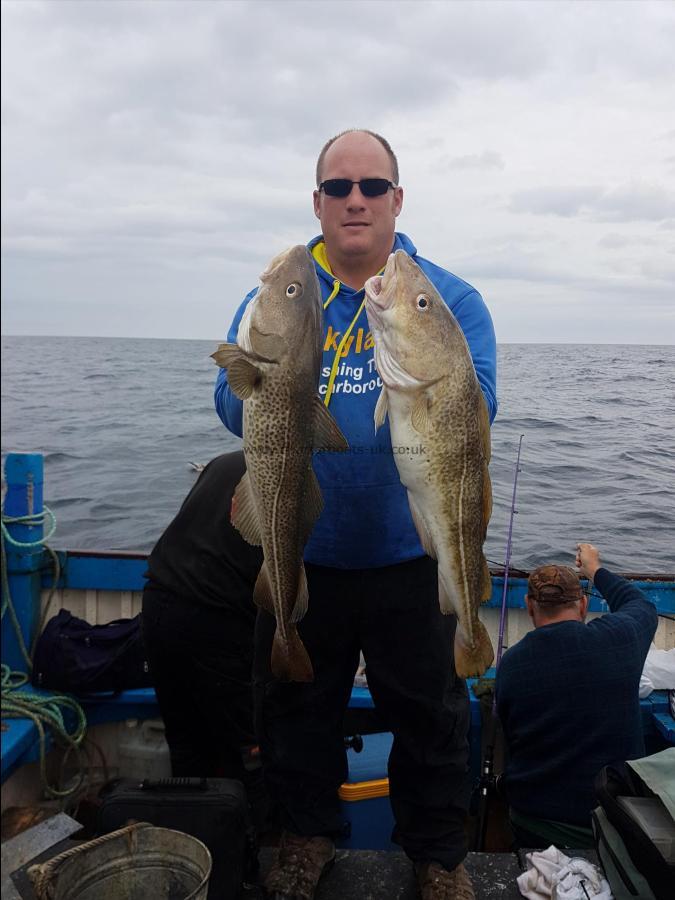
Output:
[616, 796, 675, 864]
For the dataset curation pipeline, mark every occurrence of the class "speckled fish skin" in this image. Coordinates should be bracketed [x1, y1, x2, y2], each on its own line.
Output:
[364, 250, 494, 678]
[212, 245, 348, 682]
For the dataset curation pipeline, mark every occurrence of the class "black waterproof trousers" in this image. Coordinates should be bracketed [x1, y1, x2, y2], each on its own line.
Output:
[141, 585, 266, 822]
[254, 555, 471, 871]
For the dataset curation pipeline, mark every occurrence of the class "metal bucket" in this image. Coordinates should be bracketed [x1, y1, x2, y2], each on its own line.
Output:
[28, 822, 212, 900]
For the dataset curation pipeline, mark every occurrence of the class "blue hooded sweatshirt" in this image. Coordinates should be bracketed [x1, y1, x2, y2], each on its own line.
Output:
[214, 232, 497, 569]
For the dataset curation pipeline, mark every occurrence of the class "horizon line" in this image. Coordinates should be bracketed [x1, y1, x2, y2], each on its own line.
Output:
[2, 332, 674, 349]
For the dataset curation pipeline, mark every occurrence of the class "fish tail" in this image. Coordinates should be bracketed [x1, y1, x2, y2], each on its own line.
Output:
[454, 618, 494, 679]
[271, 625, 314, 683]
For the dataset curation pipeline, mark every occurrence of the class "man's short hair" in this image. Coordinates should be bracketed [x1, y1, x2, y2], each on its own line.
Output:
[528, 565, 583, 606]
[315, 129, 399, 187]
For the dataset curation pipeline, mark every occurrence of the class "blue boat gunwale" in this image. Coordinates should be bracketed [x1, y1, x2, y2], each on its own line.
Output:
[4, 680, 672, 788]
[39, 549, 675, 615]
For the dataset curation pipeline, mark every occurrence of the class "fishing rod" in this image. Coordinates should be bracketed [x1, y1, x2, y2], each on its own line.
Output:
[495, 434, 525, 673]
[474, 434, 524, 852]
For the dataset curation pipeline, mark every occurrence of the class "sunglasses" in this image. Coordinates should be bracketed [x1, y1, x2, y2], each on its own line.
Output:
[318, 178, 396, 198]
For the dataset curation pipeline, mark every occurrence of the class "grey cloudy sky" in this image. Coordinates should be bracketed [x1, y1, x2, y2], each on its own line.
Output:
[2, 0, 674, 343]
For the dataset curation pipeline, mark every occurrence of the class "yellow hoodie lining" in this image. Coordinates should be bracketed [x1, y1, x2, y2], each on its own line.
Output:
[311, 241, 378, 408]
[312, 241, 334, 280]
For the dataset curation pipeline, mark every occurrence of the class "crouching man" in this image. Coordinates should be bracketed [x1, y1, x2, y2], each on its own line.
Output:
[495, 542, 657, 848]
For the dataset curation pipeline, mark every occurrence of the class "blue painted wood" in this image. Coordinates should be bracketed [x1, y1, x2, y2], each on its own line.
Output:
[1, 719, 39, 783]
[350, 686, 375, 709]
[485, 574, 675, 614]
[3, 684, 671, 785]
[47, 551, 148, 591]
[1, 687, 162, 784]
[0, 683, 81, 782]
[41, 553, 674, 614]
[2, 453, 45, 674]
[653, 713, 675, 744]
[79, 687, 160, 726]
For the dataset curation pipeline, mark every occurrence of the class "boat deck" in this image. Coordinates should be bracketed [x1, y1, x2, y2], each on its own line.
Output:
[4, 817, 598, 899]
[258, 847, 529, 899]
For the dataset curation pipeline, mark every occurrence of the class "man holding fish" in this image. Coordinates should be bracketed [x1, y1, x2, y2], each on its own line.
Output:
[214, 130, 497, 900]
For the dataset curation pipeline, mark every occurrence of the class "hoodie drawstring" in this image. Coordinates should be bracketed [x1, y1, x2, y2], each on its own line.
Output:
[323, 282, 367, 408]
[323, 279, 340, 311]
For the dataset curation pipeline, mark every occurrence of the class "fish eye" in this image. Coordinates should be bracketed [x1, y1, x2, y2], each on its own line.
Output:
[416, 294, 430, 310]
[286, 282, 303, 298]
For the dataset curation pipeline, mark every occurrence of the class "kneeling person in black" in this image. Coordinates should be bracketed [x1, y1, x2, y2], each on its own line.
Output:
[141, 452, 264, 817]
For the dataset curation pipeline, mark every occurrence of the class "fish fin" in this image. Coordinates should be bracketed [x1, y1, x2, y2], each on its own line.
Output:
[438, 574, 455, 615]
[212, 343, 266, 399]
[481, 464, 493, 541]
[313, 399, 349, 452]
[454, 618, 494, 679]
[477, 392, 492, 463]
[231, 472, 262, 545]
[408, 492, 437, 561]
[410, 393, 431, 434]
[249, 327, 287, 361]
[271, 625, 314, 683]
[253, 561, 275, 615]
[226, 357, 263, 400]
[373, 388, 388, 431]
[478, 398, 492, 583]
[290, 563, 309, 624]
[211, 342, 240, 368]
[481, 555, 492, 603]
[302, 467, 324, 542]
[213, 338, 275, 365]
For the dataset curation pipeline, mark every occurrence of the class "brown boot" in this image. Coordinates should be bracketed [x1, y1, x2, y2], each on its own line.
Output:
[264, 831, 335, 900]
[416, 860, 475, 900]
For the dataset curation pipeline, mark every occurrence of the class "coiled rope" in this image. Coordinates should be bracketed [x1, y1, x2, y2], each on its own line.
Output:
[1, 506, 87, 798]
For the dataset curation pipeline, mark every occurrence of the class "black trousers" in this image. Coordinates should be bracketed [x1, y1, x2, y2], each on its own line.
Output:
[141, 585, 267, 824]
[254, 556, 471, 871]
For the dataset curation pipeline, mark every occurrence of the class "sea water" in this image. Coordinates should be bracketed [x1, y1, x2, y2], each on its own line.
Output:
[1, 336, 673, 572]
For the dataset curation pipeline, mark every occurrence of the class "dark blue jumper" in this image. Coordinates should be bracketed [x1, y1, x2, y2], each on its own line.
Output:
[495, 568, 658, 826]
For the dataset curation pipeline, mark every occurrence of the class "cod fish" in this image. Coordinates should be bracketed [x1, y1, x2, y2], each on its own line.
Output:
[364, 251, 494, 678]
[212, 245, 348, 682]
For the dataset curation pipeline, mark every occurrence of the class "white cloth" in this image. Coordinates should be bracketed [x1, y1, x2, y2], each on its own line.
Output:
[552, 857, 612, 900]
[517, 846, 569, 899]
[639, 644, 675, 698]
[517, 846, 612, 900]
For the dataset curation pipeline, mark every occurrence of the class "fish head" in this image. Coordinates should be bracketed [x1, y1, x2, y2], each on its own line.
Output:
[238, 245, 322, 362]
[364, 250, 459, 390]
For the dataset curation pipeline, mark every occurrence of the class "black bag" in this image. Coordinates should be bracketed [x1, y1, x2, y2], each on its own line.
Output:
[97, 776, 252, 900]
[32, 608, 153, 695]
[593, 755, 675, 900]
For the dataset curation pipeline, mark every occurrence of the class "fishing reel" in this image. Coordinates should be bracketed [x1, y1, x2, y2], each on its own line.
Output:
[474, 744, 498, 806]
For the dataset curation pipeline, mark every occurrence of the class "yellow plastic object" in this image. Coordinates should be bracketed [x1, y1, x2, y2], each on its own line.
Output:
[338, 777, 390, 802]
